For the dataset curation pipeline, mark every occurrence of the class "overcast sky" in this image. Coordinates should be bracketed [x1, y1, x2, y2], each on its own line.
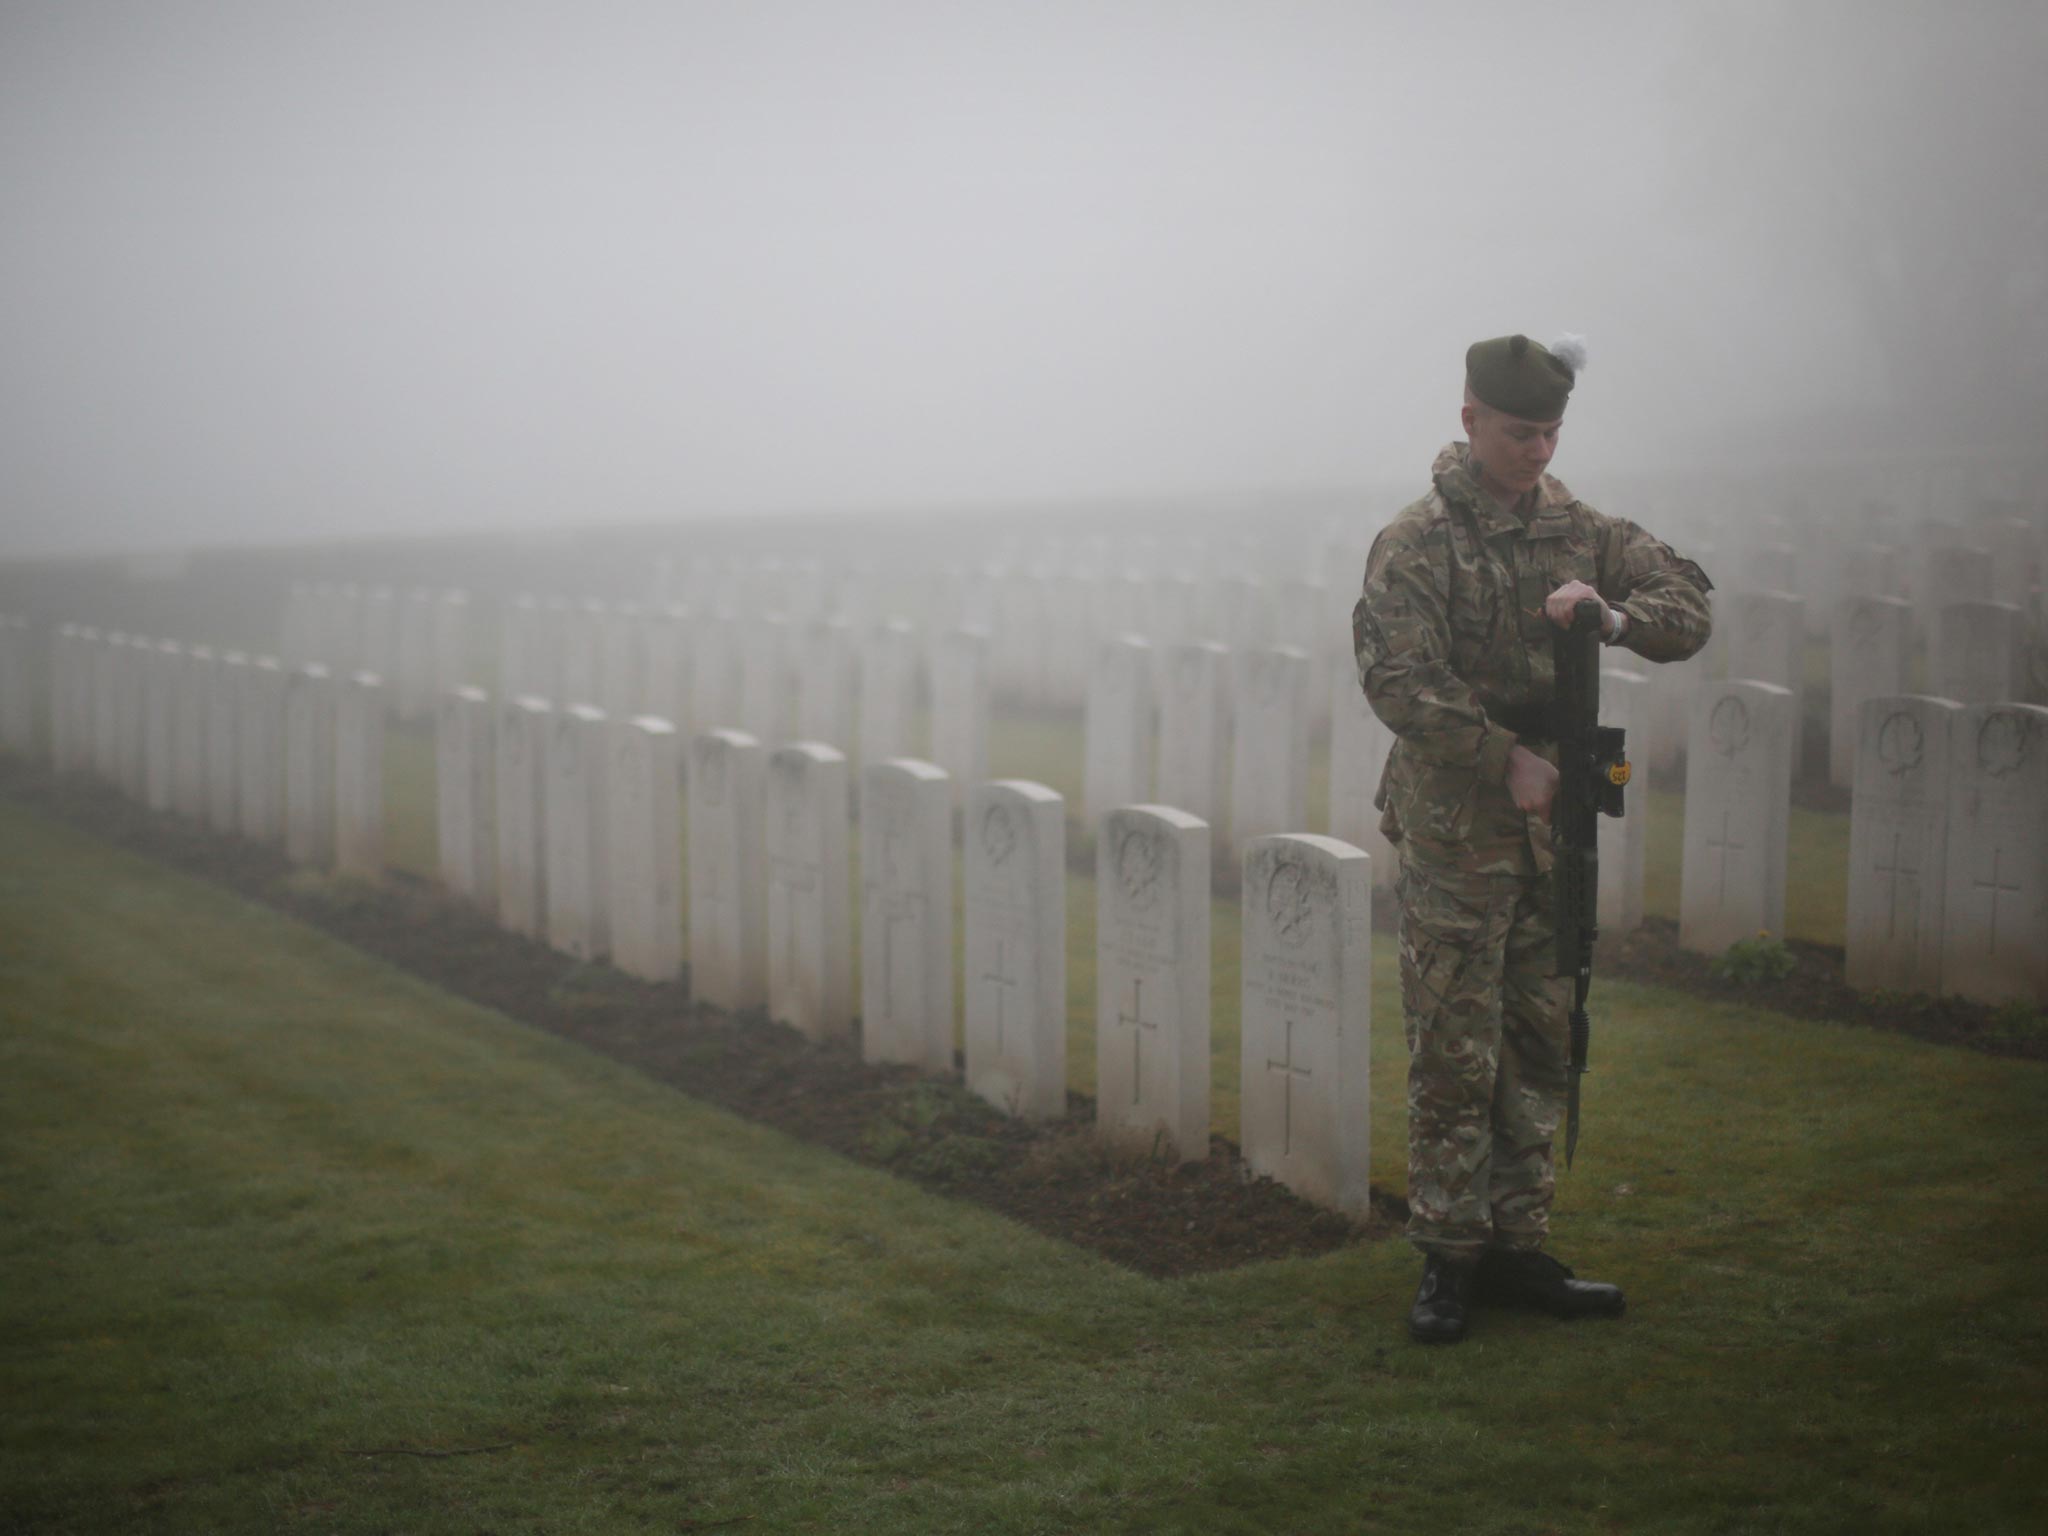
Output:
[1, 1, 2040, 558]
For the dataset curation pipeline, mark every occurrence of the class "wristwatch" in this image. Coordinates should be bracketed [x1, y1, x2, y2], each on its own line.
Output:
[1603, 606, 1629, 644]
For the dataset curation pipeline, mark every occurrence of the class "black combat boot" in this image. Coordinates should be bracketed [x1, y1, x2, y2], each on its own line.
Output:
[1407, 1252, 1478, 1344]
[1475, 1248, 1626, 1319]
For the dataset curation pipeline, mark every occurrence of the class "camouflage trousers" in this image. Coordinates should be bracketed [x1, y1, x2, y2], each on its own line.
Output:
[1396, 859, 1571, 1258]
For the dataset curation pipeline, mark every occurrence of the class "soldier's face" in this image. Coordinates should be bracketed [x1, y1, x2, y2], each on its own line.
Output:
[1463, 403, 1562, 497]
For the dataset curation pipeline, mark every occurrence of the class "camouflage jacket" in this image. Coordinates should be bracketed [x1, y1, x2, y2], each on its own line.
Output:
[1353, 442, 1713, 876]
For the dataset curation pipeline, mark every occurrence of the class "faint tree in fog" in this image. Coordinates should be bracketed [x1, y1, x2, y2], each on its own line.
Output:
[1669, 0, 2048, 451]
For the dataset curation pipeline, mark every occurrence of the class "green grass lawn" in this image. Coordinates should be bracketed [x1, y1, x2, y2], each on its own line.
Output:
[4, 799, 2046, 1533]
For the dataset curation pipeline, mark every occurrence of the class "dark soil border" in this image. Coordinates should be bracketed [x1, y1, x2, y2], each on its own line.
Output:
[1602, 915, 2047, 1061]
[2, 764, 1396, 1278]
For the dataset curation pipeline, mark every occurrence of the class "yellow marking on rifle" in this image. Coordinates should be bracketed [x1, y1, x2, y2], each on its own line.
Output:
[1608, 760, 1632, 787]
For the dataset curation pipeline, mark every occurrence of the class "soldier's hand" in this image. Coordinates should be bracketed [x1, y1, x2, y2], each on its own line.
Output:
[1505, 744, 1559, 820]
[1543, 580, 1609, 631]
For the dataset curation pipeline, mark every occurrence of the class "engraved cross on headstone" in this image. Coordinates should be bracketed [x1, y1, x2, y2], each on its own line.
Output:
[981, 938, 1020, 1057]
[770, 853, 818, 1001]
[1872, 830, 1916, 943]
[1265, 1017, 1313, 1157]
[1707, 809, 1746, 910]
[697, 836, 737, 957]
[1973, 846, 2024, 951]
[1116, 975, 1161, 1106]
[875, 819, 923, 1024]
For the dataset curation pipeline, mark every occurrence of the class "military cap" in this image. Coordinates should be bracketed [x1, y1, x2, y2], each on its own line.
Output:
[1465, 333, 1584, 421]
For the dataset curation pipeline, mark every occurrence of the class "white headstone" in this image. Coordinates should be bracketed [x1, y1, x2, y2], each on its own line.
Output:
[929, 627, 991, 804]
[395, 590, 435, 719]
[739, 612, 791, 746]
[432, 590, 469, 697]
[119, 635, 151, 797]
[333, 672, 387, 880]
[360, 588, 397, 683]
[688, 728, 768, 1010]
[794, 617, 857, 750]
[1721, 590, 1806, 776]
[500, 595, 543, 701]
[1230, 645, 1311, 850]
[765, 741, 853, 1042]
[690, 613, 742, 735]
[1211, 574, 1273, 654]
[1678, 680, 1794, 954]
[1845, 694, 1959, 994]
[1917, 542, 1993, 625]
[1933, 601, 2026, 705]
[1239, 833, 1372, 1215]
[171, 645, 211, 818]
[1596, 669, 1649, 934]
[562, 601, 603, 708]
[607, 715, 683, 983]
[599, 603, 642, 721]
[0, 617, 34, 759]
[637, 605, 692, 737]
[279, 584, 315, 670]
[1083, 634, 1154, 824]
[236, 657, 286, 842]
[1043, 576, 1090, 706]
[1095, 804, 1210, 1162]
[858, 619, 920, 766]
[532, 597, 573, 703]
[965, 779, 1067, 1119]
[94, 633, 125, 789]
[206, 652, 243, 833]
[859, 758, 955, 1074]
[435, 686, 497, 907]
[1940, 703, 2048, 1004]
[144, 641, 180, 811]
[60, 625, 92, 773]
[1327, 660, 1396, 887]
[543, 703, 610, 959]
[1272, 577, 1335, 728]
[1155, 639, 1231, 830]
[1828, 595, 1912, 788]
[283, 665, 336, 866]
[1842, 542, 1903, 603]
[1978, 515, 2037, 612]
[494, 695, 552, 938]
[497, 595, 530, 700]
[47, 624, 78, 772]
[1728, 543, 1799, 597]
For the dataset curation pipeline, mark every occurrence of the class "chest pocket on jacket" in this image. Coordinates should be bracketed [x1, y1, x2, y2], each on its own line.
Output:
[1445, 539, 1513, 680]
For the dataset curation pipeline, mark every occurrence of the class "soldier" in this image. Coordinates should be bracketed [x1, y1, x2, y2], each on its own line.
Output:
[1352, 334, 1713, 1344]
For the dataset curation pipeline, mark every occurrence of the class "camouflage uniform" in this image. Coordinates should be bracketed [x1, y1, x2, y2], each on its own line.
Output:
[1353, 442, 1712, 1257]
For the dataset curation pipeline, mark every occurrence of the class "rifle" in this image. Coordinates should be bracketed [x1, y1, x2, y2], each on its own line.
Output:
[1553, 598, 1630, 1169]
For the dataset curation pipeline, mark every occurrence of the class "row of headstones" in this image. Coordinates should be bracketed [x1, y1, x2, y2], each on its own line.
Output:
[1691, 506, 2042, 637]
[635, 497, 2042, 715]
[502, 558, 1361, 725]
[47, 626, 392, 877]
[1679, 676, 2046, 1003]
[434, 689, 1375, 1216]
[34, 616, 1376, 1217]
[279, 584, 471, 721]
[496, 601, 991, 786]
[1106, 631, 1666, 936]
[1697, 588, 2043, 786]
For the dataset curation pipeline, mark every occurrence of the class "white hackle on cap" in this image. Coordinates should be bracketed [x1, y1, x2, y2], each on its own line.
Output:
[1550, 333, 1588, 374]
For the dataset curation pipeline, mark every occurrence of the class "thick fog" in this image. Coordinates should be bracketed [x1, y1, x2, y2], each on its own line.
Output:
[1, 0, 2043, 559]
